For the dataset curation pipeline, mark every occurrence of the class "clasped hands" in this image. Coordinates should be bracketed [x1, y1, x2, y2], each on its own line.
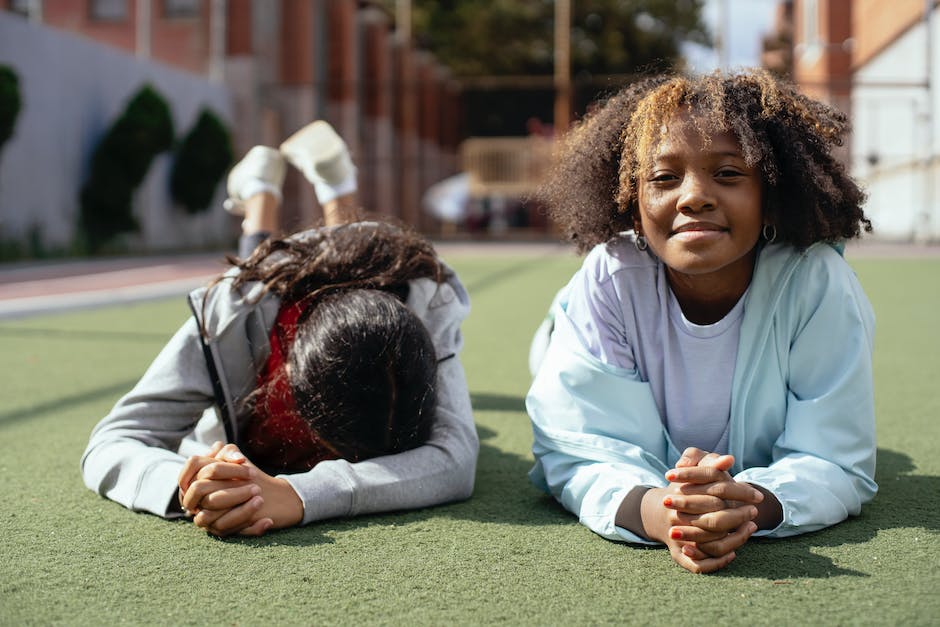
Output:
[642, 447, 779, 574]
[177, 442, 303, 537]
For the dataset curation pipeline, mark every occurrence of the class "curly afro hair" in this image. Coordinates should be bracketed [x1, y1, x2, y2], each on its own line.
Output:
[541, 69, 871, 253]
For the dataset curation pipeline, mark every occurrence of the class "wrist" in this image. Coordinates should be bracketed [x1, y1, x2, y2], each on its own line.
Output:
[615, 486, 652, 539]
[641, 487, 674, 543]
[272, 476, 304, 528]
[747, 483, 783, 530]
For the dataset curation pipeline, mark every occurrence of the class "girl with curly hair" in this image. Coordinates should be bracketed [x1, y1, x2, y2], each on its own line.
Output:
[82, 122, 477, 537]
[527, 70, 876, 573]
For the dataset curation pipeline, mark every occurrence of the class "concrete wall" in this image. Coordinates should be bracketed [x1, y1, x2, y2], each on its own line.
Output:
[0, 12, 235, 253]
[852, 8, 940, 241]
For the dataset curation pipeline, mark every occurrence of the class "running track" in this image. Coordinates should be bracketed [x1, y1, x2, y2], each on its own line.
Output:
[0, 240, 934, 320]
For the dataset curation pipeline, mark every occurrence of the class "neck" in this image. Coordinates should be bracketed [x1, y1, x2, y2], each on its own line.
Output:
[666, 251, 756, 325]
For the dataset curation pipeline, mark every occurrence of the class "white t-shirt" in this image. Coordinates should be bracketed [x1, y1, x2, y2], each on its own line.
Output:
[563, 246, 745, 455]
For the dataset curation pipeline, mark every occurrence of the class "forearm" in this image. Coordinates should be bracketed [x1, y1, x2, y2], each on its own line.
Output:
[81, 437, 186, 517]
[80, 317, 219, 517]
[615, 486, 657, 542]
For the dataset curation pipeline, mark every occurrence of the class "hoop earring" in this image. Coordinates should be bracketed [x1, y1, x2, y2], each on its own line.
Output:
[762, 224, 777, 243]
[635, 234, 648, 252]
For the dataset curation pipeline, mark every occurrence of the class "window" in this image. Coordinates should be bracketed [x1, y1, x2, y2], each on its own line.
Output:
[163, 0, 198, 18]
[90, 0, 127, 21]
[9, 0, 32, 16]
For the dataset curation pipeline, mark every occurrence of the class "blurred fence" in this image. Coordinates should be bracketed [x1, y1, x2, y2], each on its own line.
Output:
[460, 136, 553, 199]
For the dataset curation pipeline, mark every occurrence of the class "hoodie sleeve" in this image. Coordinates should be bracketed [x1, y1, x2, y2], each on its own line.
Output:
[527, 261, 673, 545]
[735, 249, 878, 537]
[282, 274, 479, 524]
[80, 315, 214, 518]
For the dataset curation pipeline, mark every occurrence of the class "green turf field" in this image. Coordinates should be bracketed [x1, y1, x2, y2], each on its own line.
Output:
[1, 251, 938, 626]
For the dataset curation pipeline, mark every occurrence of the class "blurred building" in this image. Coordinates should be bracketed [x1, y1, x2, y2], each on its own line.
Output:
[766, 0, 940, 241]
[0, 0, 460, 253]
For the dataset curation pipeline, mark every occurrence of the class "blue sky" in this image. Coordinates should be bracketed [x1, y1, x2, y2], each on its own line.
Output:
[684, 0, 780, 71]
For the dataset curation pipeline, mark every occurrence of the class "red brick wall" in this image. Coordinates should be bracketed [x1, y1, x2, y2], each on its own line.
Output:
[280, 0, 314, 84]
[792, 0, 852, 103]
[150, 1, 211, 74]
[37, 0, 214, 75]
[327, 0, 356, 102]
[43, 0, 136, 55]
[852, 0, 931, 70]
[226, 0, 252, 55]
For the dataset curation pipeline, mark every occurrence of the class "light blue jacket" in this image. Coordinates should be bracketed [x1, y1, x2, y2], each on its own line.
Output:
[527, 240, 877, 544]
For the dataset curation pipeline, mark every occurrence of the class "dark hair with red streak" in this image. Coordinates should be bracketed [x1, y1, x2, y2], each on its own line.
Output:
[209, 221, 448, 473]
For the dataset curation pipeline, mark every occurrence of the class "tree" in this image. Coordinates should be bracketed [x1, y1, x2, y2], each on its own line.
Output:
[0, 65, 22, 151]
[403, 0, 709, 78]
[79, 85, 174, 250]
[385, 0, 710, 134]
[171, 109, 233, 214]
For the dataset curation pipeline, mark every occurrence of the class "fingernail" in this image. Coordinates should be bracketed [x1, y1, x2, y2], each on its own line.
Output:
[750, 507, 759, 518]
[225, 451, 245, 462]
[250, 485, 261, 496]
[682, 545, 695, 557]
[251, 495, 263, 507]
[665, 471, 678, 482]
[753, 490, 764, 502]
[678, 456, 691, 466]
[749, 522, 758, 533]
[670, 528, 683, 540]
[663, 496, 674, 507]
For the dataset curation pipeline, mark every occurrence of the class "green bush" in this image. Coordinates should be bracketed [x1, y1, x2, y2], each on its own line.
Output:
[79, 84, 174, 250]
[0, 65, 22, 150]
[170, 109, 233, 214]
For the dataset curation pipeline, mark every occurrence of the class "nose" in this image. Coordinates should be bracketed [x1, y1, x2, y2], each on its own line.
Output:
[676, 172, 715, 214]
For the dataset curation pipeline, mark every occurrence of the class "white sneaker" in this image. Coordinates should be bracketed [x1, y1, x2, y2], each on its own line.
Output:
[223, 146, 286, 215]
[279, 121, 357, 203]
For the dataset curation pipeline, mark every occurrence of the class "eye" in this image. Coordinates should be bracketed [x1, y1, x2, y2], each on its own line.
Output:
[649, 172, 678, 183]
[715, 168, 745, 180]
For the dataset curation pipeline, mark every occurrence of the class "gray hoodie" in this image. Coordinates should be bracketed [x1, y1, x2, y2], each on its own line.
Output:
[80, 256, 477, 525]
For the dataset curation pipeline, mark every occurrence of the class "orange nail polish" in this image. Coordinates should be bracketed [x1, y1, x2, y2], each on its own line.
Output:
[670, 528, 682, 540]
[663, 497, 674, 507]
[665, 471, 678, 481]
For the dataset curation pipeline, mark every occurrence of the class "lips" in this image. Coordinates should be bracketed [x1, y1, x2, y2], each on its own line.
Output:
[671, 222, 727, 235]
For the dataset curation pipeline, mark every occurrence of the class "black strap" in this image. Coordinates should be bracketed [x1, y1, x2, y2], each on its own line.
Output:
[188, 295, 235, 443]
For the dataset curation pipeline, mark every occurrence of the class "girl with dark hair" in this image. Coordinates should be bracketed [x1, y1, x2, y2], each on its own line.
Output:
[527, 70, 876, 573]
[82, 122, 477, 537]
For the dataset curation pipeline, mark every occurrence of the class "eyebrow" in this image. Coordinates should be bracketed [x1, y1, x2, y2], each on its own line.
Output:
[654, 150, 745, 160]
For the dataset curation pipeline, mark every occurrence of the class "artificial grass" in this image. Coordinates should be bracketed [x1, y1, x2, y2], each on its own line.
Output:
[0, 251, 938, 626]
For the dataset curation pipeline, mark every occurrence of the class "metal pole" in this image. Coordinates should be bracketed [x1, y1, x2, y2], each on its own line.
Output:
[397, 0, 411, 43]
[136, 0, 151, 61]
[922, 0, 935, 242]
[554, 0, 571, 134]
[718, 0, 730, 69]
[209, 0, 227, 83]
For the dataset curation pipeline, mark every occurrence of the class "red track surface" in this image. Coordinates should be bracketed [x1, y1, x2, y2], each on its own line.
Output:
[0, 239, 935, 319]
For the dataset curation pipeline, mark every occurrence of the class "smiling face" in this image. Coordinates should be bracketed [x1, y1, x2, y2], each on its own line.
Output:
[635, 112, 764, 302]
